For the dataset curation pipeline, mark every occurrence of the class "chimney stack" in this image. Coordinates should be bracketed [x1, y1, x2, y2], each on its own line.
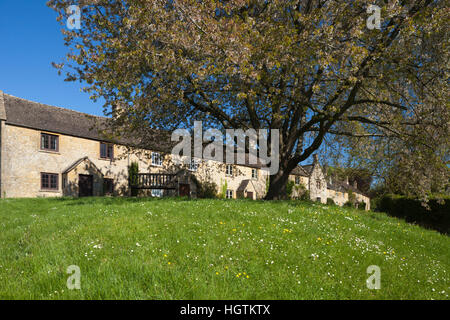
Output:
[313, 154, 319, 163]
[353, 180, 358, 189]
[0, 90, 6, 121]
[345, 176, 349, 185]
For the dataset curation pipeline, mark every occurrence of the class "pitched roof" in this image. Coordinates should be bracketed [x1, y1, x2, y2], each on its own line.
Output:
[2, 93, 109, 141]
[291, 166, 310, 176]
[0, 92, 175, 153]
[237, 179, 250, 192]
[63, 157, 103, 175]
[302, 164, 315, 175]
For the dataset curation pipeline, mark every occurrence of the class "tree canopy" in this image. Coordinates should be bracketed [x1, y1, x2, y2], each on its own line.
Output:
[48, 0, 449, 199]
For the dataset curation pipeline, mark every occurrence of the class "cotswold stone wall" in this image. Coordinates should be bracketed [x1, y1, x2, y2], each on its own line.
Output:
[0, 124, 171, 198]
[1, 123, 369, 208]
[0, 124, 269, 199]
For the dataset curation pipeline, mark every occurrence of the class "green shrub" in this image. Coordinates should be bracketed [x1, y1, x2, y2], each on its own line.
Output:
[219, 180, 228, 199]
[348, 190, 356, 205]
[343, 201, 353, 208]
[357, 201, 366, 210]
[197, 181, 219, 199]
[376, 194, 450, 234]
[286, 180, 295, 198]
[300, 190, 310, 201]
[128, 162, 139, 197]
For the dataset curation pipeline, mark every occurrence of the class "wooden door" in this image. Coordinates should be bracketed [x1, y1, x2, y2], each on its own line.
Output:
[246, 191, 254, 199]
[79, 174, 94, 197]
[179, 184, 190, 197]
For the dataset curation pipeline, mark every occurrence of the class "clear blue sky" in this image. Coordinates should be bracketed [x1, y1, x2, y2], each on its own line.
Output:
[0, 0, 104, 116]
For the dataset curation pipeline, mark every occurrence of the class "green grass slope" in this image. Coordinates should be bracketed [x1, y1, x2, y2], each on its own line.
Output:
[0, 197, 448, 299]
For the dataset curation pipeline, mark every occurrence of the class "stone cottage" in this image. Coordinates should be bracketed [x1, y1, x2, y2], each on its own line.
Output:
[0, 91, 370, 209]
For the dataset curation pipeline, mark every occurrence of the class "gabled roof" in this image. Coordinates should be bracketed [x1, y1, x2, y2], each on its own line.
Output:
[291, 166, 310, 177]
[237, 179, 250, 192]
[0, 91, 175, 153]
[301, 164, 314, 175]
[2, 93, 108, 142]
[63, 157, 103, 175]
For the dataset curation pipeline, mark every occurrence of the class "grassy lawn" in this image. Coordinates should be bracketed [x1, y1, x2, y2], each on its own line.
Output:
[0, 197, 448, 300]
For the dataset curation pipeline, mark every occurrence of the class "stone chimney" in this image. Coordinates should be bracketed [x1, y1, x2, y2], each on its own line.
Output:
[111, 100, 126, 119]
[345, 176, 349, 185]
[329, 176, 333, 185]
[353, 180, 358, 189]
[313, 154, 319, 163]
[0, 90, 6, 121]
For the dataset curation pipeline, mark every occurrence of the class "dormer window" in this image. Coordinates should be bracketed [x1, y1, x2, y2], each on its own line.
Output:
[41, 133, 58, 152]
[100, 143, 114, 160]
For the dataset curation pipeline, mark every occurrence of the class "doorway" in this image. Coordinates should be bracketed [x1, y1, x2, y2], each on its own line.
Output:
[79, 174, 94, 197]
[179, 184, 190, 197]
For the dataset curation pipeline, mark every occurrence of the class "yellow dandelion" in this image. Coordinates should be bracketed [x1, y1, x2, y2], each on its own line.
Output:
[216, 272, 219, 275]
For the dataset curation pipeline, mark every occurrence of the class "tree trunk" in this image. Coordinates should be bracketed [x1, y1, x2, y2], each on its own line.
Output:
[264, 168, 291, 200]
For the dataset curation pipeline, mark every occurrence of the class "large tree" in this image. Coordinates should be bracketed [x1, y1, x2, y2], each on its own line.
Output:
[48, 0, 448, 199]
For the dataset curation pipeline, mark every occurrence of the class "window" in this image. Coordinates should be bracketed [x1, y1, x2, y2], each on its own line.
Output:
[152, 152, 163, 166]
[104, 178, 114, 195]
[189, 158, 199, 172]
[295, 176, 300, 185]
[41, 173, 58, 190]
[252, 168, 258, 179]
[316, 179, 321, 189]
[100, 143, 114, 160]
[40, 133, 58, 151]
[226, 165, 233, 176]
[226, 189, 233, 199]
[151, 189, 163, 197]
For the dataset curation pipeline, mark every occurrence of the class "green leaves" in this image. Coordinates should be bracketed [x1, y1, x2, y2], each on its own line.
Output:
[47, 0, 449, 199]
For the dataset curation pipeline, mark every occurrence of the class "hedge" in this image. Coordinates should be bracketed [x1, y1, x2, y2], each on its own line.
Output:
[375, 194, 450, 234]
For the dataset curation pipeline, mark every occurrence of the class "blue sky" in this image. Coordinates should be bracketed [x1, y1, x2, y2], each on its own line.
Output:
[0, 1, 104, 116]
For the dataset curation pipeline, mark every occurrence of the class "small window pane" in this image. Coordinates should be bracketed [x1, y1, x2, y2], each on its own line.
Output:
[41, 134, 58, 151]
[41, 173, 58, 190]
[189, 158, 198, 171]
[100, 143, 113, 159]
[152, 152, 162, 166]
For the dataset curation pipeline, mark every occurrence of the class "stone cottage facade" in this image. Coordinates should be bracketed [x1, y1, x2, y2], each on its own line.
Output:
[0, 91, 369, 209]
